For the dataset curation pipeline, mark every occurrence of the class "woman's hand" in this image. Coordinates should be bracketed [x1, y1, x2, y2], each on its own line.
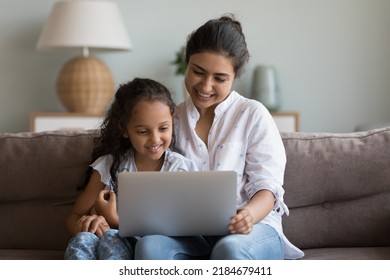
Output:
[229, 189, 275, 234]
[228, 208, 254, 234]
[76, 214, 110, 238]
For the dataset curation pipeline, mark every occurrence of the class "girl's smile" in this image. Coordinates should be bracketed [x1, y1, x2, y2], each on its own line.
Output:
[146, 144, 163, 153]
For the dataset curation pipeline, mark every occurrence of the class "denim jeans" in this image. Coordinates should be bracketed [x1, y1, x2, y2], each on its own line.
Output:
[64, 229, 135, 260]
[134, 223, 283, 260]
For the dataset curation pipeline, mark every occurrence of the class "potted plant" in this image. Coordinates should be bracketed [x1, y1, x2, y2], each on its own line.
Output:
[171, 46, 187, 75]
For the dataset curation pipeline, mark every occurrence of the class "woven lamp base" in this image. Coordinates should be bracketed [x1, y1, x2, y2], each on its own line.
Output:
[56, 56, 115, 114]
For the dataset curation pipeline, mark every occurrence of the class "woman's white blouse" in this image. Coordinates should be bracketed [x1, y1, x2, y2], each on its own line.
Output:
[175, 91, 304, 259]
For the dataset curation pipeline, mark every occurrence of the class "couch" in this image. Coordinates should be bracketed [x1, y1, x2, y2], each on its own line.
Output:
[0, 127, 389, 260]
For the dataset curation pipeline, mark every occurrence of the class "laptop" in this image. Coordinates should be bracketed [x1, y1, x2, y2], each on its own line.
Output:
[117, 170, 237, 237]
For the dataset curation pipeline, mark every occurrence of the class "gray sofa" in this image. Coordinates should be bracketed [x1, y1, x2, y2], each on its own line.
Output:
[0, 127, 389, 260]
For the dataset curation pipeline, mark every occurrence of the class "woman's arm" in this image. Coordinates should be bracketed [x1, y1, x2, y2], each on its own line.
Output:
[229, 189, 275, 234]
[229, 103, 286, 234]
[65, 170, 110, 237]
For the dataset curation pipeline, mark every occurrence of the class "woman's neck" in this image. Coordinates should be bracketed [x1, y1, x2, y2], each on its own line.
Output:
[195, 107, 215, 147]
[196, 104, 216, 118]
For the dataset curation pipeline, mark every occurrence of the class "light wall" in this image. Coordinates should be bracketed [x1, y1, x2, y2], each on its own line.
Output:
[1, 0, 389, 133]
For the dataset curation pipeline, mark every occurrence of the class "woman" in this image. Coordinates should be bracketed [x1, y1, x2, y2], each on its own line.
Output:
[135, 15, 304, 260]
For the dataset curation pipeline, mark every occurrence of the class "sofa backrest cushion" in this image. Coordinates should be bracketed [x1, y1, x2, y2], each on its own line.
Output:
[0, 130, 96, 251]
[281, 127, 390, 249]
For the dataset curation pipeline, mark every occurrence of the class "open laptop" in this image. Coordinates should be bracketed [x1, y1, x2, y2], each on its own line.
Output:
[117, 170, 237, 237]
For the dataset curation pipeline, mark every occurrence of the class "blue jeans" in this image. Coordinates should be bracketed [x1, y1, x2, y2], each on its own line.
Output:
[64, 229, 135, 260]
[134, 223, 283, 260]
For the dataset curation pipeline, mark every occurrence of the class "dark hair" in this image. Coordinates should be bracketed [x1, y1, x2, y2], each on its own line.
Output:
[80, 78, 176, 194]
[185, 14, 250, 78]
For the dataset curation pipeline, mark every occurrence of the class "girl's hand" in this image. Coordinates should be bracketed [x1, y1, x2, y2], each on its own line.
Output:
[76, 214, 110, 238]
[93, 190, 119, 227]
[228, 208, 254, 234]
[94, 190, 117, 218]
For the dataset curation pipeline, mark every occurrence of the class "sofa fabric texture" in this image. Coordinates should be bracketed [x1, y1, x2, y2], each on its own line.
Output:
[0, 127, 389, 260]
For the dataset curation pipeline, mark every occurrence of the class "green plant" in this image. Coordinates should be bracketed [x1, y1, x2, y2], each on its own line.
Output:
[171, 46, 187, 75]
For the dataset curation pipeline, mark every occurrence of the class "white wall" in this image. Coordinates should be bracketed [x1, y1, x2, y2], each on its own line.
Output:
[1, 0, 389, 133]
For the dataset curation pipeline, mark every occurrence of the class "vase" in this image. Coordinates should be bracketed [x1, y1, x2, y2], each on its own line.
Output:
[250, 65, 281, 112]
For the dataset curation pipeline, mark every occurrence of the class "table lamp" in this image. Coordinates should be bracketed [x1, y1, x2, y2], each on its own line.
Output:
[36, 0, 132, 114]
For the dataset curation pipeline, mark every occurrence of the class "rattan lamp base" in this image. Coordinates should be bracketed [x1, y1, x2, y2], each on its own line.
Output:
[56, 56, 114, 114]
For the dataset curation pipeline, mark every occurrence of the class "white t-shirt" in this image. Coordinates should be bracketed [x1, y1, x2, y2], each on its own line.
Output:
[91, 148, 197, 190]
[175, 90, 304, 259]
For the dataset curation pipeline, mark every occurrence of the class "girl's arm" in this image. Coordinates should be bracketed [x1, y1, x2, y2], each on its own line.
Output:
[65, 170, 110, 237]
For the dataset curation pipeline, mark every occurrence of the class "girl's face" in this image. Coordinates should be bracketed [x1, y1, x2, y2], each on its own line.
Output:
[184, 51, 235, 113]
[123, 100, 172, 165]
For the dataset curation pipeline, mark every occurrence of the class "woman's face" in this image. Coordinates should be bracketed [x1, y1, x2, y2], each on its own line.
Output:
[123, 100, 172, 164]
[185, 52, 235, 112]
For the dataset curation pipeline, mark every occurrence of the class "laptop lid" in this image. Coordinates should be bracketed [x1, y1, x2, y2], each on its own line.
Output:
[117, 170, 237, 237]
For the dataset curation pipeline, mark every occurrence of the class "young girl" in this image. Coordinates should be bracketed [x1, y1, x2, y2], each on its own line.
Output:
[134, 15, 304, 260]
[64, 77, 197, 260]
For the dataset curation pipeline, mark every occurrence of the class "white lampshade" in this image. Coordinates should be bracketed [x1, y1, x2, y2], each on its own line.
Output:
[36, 0, 132, 114]
[36, 0, 132, 52]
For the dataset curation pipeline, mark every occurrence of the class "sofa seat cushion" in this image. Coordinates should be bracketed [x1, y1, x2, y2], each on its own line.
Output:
[302, 247, 390, 260]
